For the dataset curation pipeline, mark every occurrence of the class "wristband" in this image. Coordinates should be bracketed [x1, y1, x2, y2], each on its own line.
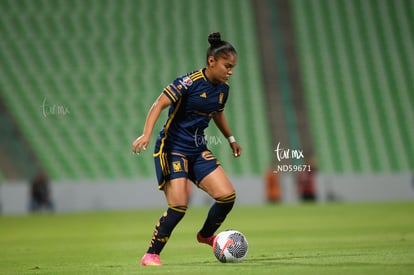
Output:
[228, 136, 236, 143]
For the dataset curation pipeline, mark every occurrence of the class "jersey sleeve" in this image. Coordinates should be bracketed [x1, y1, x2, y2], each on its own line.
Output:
[162, 74, 193, 104]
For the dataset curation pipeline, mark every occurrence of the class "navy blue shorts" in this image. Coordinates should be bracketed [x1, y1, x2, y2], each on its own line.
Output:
[154, 150, 220, 190]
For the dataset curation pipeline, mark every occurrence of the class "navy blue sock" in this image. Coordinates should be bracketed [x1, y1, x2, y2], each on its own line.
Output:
[199, 192, 236, 238]
[147, 206, 187, 255]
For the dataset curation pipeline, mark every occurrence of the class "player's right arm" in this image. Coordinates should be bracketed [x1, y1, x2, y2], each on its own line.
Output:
[131, 93, 171, 155]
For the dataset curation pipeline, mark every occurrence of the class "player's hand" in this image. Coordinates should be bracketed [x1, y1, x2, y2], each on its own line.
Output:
[230, 142, 242, 158]
[132, 134, 150, 155]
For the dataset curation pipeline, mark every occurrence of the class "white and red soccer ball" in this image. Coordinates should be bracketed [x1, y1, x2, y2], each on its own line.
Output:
[212, 230, 248, 263]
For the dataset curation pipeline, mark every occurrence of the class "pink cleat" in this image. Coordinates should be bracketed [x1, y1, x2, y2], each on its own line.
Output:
[197, 232, 217, 247]
[140, 253, 163, 266]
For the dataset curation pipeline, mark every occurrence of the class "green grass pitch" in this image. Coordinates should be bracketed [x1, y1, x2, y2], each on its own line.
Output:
[1, 201, 413, 274]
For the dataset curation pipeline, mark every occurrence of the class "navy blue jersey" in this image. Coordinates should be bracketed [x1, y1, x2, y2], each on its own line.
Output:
[154, 68, 229, 155]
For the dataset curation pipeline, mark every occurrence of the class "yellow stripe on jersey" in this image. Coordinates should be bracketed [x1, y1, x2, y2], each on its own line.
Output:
[153, 98, 183, 157]
[191, 75, 204, 82]
[190, 72, 204, 82]
[170, 84, 182, 97]
[163, 86, 177, 103]
[189, 69, 206, 82]
[189, 70, 203, 78]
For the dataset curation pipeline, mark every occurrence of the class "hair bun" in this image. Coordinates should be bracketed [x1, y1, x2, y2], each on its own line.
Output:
[208, 32, 223, 47]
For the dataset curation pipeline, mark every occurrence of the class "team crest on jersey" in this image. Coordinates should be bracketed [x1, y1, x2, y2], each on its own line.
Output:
[173, 161, 182, 172]
[219, 92, 224, 104]
[200, 92, 207, 98]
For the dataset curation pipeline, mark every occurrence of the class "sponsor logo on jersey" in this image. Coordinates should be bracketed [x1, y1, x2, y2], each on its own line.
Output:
[200, 92, 207, 98]
[179, 76, 193, 89]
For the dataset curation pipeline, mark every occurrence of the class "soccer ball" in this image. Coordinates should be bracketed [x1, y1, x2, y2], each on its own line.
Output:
[213, 230, 248, 263]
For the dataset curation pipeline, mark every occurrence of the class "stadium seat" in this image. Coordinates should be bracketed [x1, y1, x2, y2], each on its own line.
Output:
[0, 0, 271, 180]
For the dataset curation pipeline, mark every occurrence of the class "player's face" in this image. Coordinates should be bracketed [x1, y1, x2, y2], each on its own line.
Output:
[208, 53, 237, 83]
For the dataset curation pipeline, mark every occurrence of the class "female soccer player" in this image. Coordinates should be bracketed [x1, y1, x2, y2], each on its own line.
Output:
[132, 32, 242, 266]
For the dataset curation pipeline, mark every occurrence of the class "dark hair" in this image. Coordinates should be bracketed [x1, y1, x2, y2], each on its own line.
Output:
[206, 32, 237, 64]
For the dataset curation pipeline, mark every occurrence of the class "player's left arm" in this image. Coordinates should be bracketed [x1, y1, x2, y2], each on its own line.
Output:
[213, 111, 242, 158]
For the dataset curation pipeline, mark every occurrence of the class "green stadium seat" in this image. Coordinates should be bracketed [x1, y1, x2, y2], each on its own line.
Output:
[0, 0, 271, 180]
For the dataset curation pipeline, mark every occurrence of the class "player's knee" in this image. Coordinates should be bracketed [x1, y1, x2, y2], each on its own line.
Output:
[215, 191, 236, 205]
